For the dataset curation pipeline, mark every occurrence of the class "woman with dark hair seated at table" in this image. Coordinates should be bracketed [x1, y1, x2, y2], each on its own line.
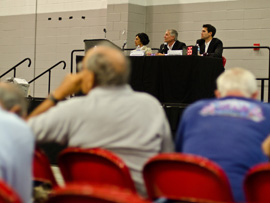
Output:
[134, 33, 152, 55]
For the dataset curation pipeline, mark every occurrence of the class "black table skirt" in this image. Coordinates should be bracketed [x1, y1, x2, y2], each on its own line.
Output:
[129, 55, 224, 104]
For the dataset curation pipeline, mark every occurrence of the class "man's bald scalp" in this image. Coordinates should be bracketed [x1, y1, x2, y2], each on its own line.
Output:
[83, 46, 130, 86]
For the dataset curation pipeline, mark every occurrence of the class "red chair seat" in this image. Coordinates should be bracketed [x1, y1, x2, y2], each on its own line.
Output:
[222, 56, 226, 67]
[47, 183, 150, 203]
[143, 153, 234, 202]
[244, 163, 270, 203]
[58, 147, 136, 193]
[33, 146, 58, 187]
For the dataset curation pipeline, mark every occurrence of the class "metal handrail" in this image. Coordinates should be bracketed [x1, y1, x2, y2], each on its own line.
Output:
[0, 58, 31, 78]
[256, 78, 270, 102]
[224, 46, 270, 102]
[28, 61, 66, 94]
[223, 46, 270, 78]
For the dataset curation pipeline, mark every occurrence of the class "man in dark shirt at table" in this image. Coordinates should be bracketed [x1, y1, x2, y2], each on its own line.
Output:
[196, 24, 223, 58]
[157, 29, 186, 55]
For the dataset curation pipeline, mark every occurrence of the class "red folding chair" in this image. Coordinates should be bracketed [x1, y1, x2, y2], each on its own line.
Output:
[46, 183, 150, 203]
[58, 147, 136, 193]
[244, 162, 270, 203]
[222, 56, 227, 67]
[33, 146, 58, 187]
[143, 153, 234, 203]
[0, 179, 21, 203]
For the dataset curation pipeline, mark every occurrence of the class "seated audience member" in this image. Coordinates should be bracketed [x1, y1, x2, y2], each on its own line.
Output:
[27, 45, 173, 197]
[157, 29, 186, 55]
[134, 33, 152, 55]
[0, 82, 28, 118]
[175, 68, 270, 202]
[196, 24, 223, 58]
[0, 82, 34, 203]
[262, 135, 270, 157]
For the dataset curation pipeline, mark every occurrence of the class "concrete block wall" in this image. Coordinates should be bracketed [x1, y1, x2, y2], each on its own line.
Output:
[33, 9, 107, 96]
[0, 14, 36, 95]
[106, 4, 129, 48]
[127, 4, 146, 48]
[0, 1, 107, 97]
[1, 0, 270, 100]
[106, 3, 146, 50]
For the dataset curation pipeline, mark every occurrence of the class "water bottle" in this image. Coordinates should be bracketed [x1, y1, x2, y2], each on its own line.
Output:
[197, 44, 200, 56]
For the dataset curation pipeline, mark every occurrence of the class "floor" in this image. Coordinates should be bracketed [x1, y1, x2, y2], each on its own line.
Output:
[51, 165, 65, 186]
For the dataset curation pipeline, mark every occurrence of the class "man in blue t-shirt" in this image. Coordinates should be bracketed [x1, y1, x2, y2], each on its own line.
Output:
[175, 68, 270, 202]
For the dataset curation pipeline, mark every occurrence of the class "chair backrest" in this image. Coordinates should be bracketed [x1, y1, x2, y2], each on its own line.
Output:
[33, 146, 58, 186]
[58, 147, 136, 193]
[0, 179, 21, 203]
[244, 163, 270, 203]
[46, 183, 150, 203]
[143, 153, 234, 202]
[222, 56, 226, 67]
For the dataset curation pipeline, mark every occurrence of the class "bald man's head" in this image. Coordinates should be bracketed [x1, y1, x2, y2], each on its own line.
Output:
[82, 46, 130, 86]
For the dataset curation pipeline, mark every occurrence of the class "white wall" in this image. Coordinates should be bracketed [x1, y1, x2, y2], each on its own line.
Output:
[108, 0, 236, 6]
[0, 0, 238, 16]
[0, 0, 107, 16]
[0, 0, 107, 97]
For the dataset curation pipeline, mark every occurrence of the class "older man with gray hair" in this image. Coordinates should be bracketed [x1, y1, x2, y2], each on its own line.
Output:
[0, 82, 34, 203]
[175, 68, 270, 202]
[28, 45, 173, 197]
[0, 82, 28, 118]
[157, 29, 186, 55]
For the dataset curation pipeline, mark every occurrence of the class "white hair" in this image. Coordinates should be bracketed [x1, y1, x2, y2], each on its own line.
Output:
[217, 67, 258, 98]
[167, 29, 178, 41]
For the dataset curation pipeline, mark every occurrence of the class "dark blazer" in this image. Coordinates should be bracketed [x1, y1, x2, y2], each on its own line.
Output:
[196, 38, 223, 58]
[158, 40, 186, 54]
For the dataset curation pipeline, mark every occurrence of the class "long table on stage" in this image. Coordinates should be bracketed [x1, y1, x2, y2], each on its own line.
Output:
[129, 55, 224, 104]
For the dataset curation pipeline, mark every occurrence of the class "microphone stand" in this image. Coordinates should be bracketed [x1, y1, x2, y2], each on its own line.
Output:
[103, 28, 107, 39]
[162, 43, 168, 54]
[122, 40, 127, 50]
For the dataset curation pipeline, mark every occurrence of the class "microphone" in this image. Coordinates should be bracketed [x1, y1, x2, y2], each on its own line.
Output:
[162, 43, 168, 54]
[121, 30, 127, 50]
[103, 28, 107, 39]
[122, 40, 127, 50]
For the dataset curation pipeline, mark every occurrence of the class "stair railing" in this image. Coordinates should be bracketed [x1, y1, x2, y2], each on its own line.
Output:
[0, 58, 31, 79]
[28, 61, 66, 94]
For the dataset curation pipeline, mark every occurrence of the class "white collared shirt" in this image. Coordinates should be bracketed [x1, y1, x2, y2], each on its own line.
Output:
[167, 41, 176, 50]
[205, 40, 212, 53]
